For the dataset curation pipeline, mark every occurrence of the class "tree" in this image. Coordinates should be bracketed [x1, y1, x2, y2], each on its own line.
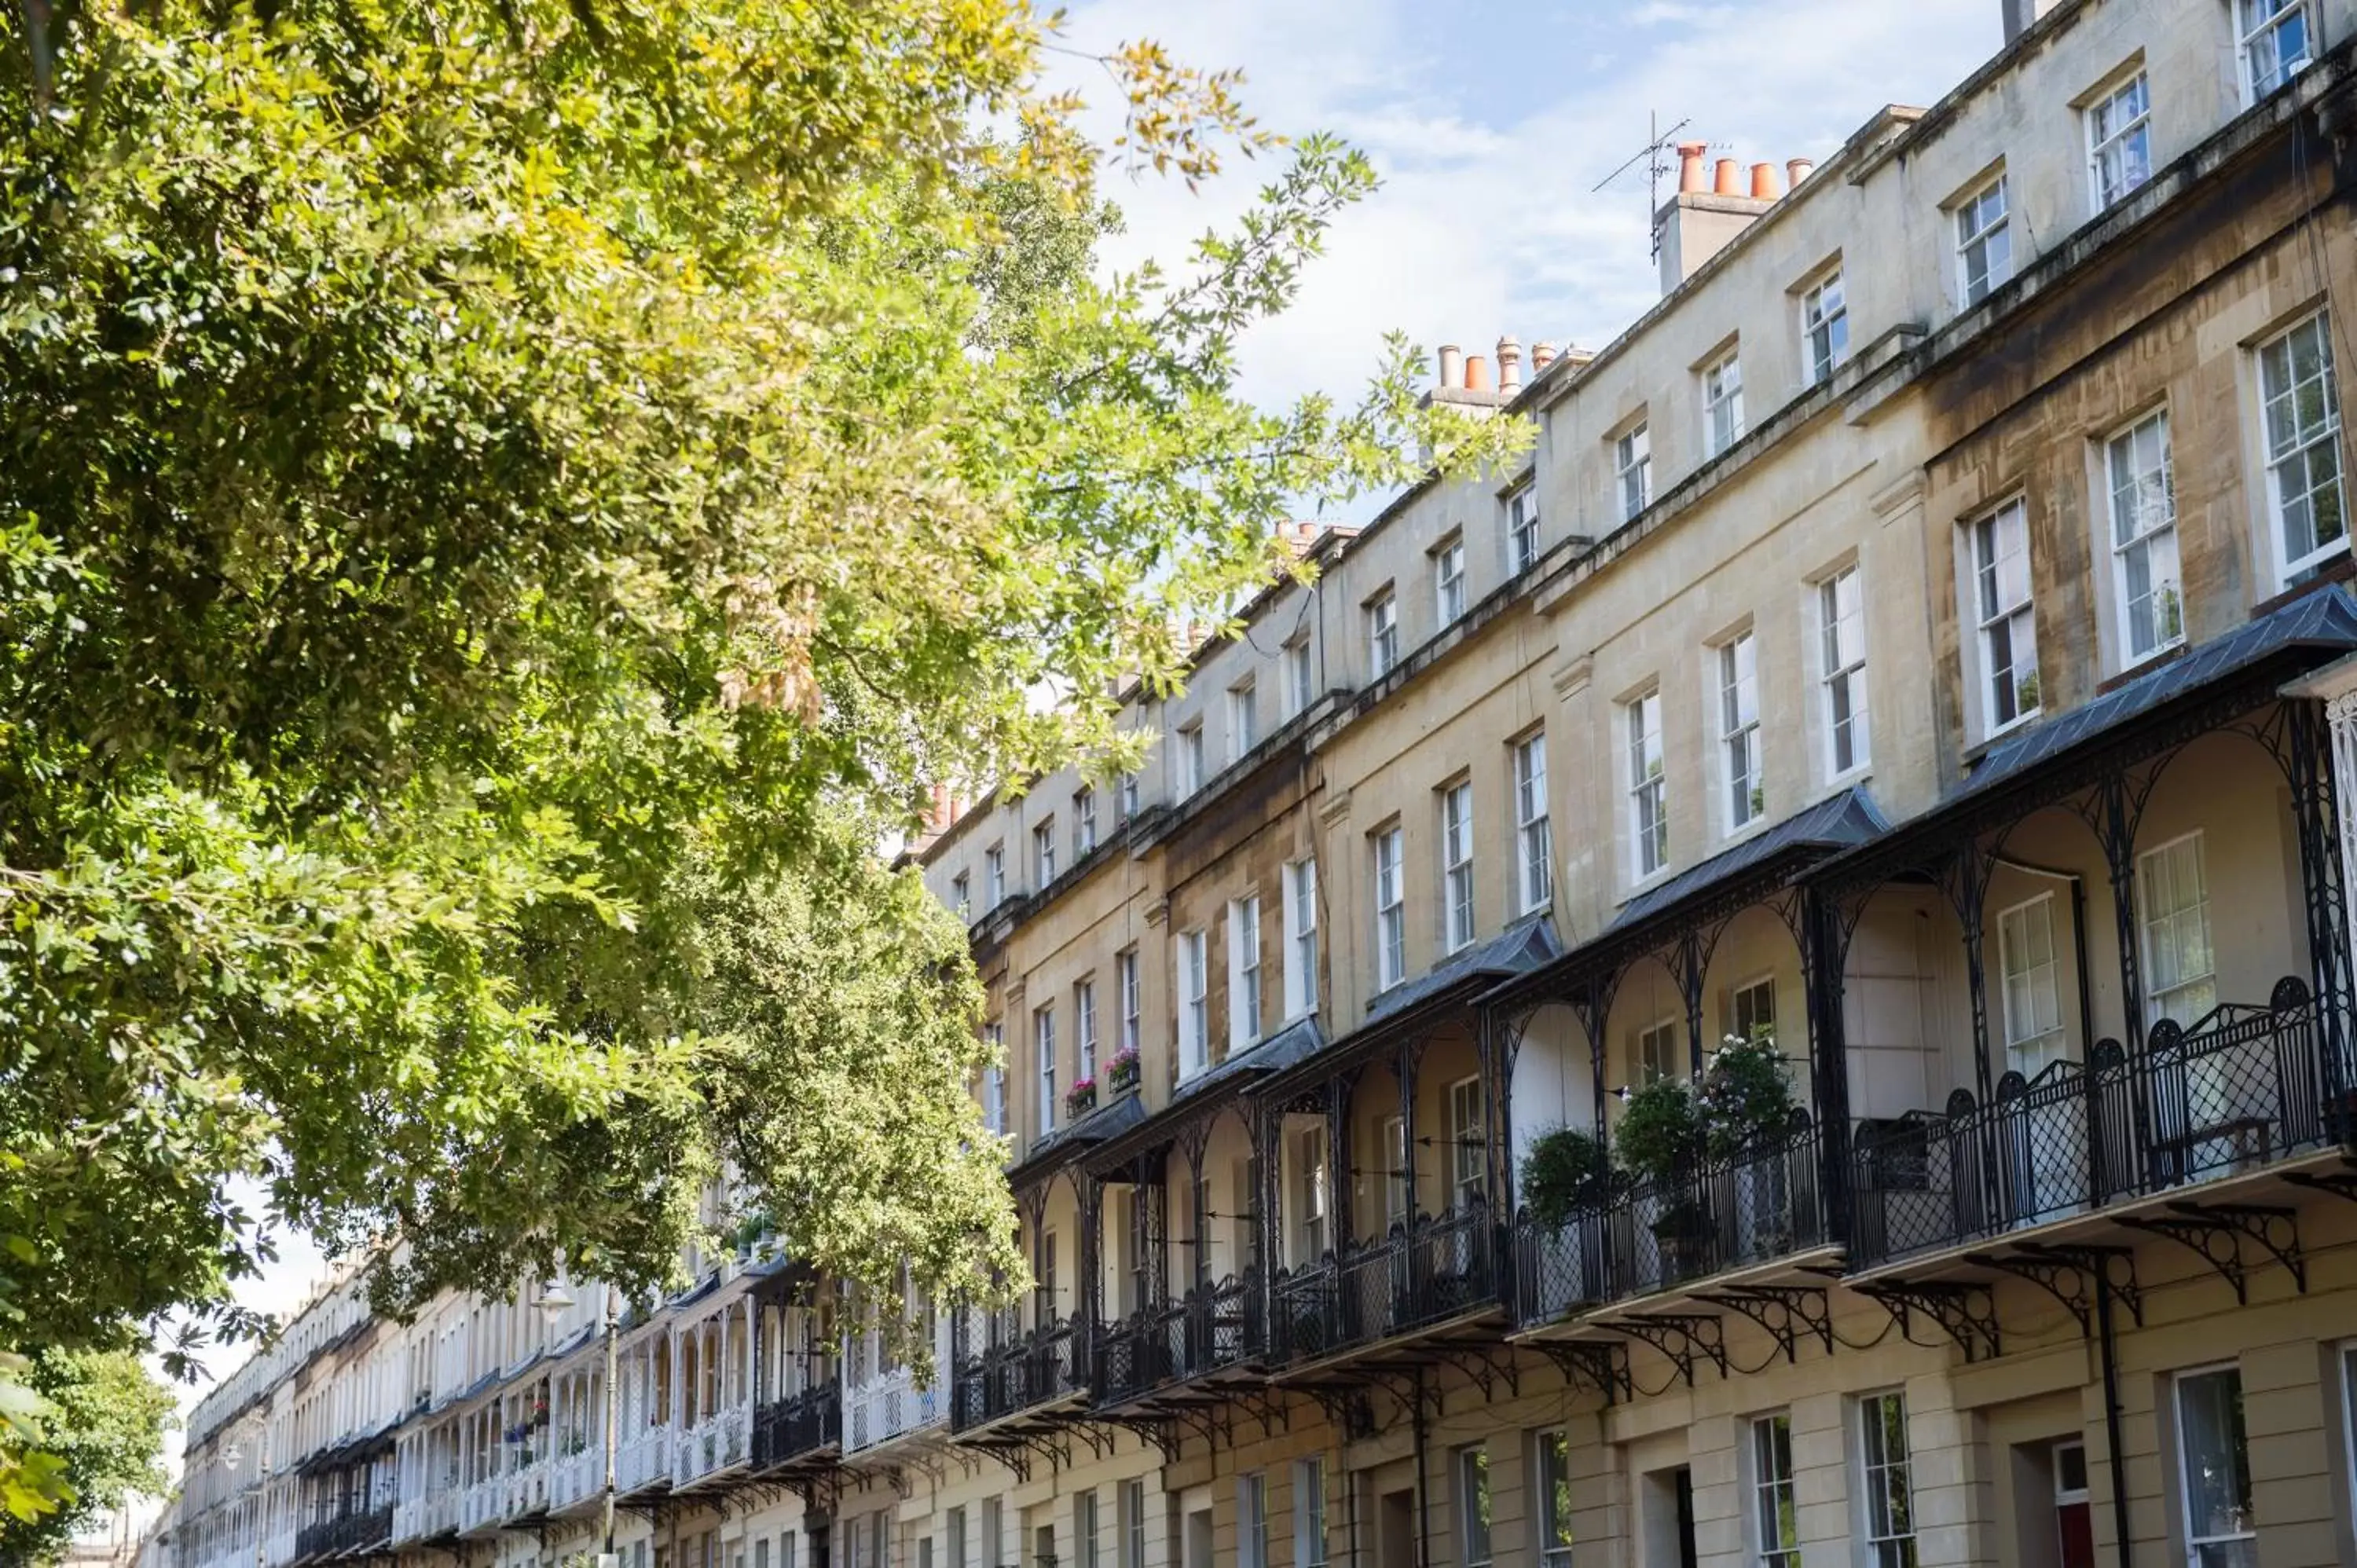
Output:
[0, 0, 1524, 1393]
[0, 1350, 172, 1565]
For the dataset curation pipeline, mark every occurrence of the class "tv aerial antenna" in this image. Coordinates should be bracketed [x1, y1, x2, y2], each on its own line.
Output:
[1593, 112, 1699, 260]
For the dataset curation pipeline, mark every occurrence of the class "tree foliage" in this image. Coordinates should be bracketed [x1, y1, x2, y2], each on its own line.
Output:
[0, 1349, 172, 1564]
[0, 0, 1526, 1400]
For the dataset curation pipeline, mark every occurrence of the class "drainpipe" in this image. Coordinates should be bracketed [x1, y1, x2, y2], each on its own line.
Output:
[2095, 1265, 2132, 1568]
[1411, 1365, 1431, 1568]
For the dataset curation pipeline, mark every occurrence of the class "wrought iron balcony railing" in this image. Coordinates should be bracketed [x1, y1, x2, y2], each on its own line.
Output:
[1093, 1271, 1263, 1407]
[949, 1317, 1083, 1431]
[753, 1382, 840, 1470]
[1513, 1117, 1824, 1327]
[295, 1504, 392, 1562]
[1849, 976, 2352, 1269]
[1268, 1203, 1499, 1365]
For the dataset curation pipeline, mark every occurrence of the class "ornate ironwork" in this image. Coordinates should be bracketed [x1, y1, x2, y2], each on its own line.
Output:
[1965, 1244, 2142, 1335]
[1693, 1287, 1832, 1362]
[1853, 1282, 2000, 1363]
[1604, 1313, 1726, 1385]
[2118, 1201, 2304, 1302]
[949, 1316, 1086, 1433]
[1267, 1202, 1501, 1365]
[1532, 1341, 1632, 1405]
[1516, 1116, 1824, 1328]
[752, 1382, 841, 1472]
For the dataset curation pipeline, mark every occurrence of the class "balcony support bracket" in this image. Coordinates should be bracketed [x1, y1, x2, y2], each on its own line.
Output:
[1603, 1313, 1727, 1386]
[1694, 1288, 1832, 1363]
[2282, 1164, 2357, 1207]
[1094, 1415, 1179, 1465]
[1295, 1381, 1379, 1443]
[1854, 1282, 2000, 1363]
[1532, 1341, 1633, 1405]
[1420, 1339, 1520, 1402]
[2118, 1201, 2303, 1303]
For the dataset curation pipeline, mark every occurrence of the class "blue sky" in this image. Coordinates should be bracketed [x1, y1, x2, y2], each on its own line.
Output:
[1056, 0, 2005, 432]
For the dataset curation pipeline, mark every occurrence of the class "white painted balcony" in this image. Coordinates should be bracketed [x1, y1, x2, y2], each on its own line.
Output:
[549, 1442, 601, 1514]
[842, 1369, 943, 1456]
[668, 1403, 750, 1490]
[459, 1476, 504, 1536]
[614, 1426, 670, 1495]
[265, 1523, 296, 1568]
[501, 1455, 548, 1520]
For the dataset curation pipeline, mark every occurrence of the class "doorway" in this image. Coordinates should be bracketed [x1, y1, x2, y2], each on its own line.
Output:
[1184, 1507, 1213, 1568]
[1376, 1488, 1414, 1568]
[1638, 1465, 1696, 1568]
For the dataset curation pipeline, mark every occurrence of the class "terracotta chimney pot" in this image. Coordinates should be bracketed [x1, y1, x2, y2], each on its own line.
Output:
[1464, 354, 1490, 392]
[1437, 343, 1463, 389]
[1676, 141, 1709, 195]
[1750, 162, 1780, 200]
[1787, 157, 1815, 187]
[1714, 158, 1743, 196]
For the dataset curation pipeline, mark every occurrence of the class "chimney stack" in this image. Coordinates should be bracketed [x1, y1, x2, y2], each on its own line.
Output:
[1496, 335, 1523, 394]
[1464, 354, 1490, 392]
[1437, 343, 1463, 389]
[1677, 141, 1709, 194]
[1787, 157, 1814, 188]
[1531, 340, 1559, 372]
[2000, 0, 2063, 42]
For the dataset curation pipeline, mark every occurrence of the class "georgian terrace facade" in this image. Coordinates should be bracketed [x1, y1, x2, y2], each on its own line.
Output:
[151, 6, 2357, 1568]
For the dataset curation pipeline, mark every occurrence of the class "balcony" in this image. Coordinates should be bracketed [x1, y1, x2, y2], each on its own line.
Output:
[949, 1317, 1084, 1433]
[457, 1477, 504, 1537]
[845, 1368, 943, 1454]
[294, 1506, 391, 1562]
[1515, 1118, 1827, 1327]
[1094, 1271, 1263, 1408]
[669, 1402, 751, 1491]
[500, 1453, 549, 1522]
[392, 1486, 456, 1545]
[1849, 978, 2354, 1269]
[548, 1437, 602, 1515]
[1268, 1203, 1500, 1366]
[614, 1423, 670, 1497]
[752, 1383, 840, 1471]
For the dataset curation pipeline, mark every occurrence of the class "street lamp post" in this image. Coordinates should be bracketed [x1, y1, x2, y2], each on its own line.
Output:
[537, 1280, 620, 1568]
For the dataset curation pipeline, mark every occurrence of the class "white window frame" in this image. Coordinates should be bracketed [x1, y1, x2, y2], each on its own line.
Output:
[1996, 894, 2065, 1055]
[1369, 592, 1400, 679]
[1435, 535, 1467, 627]
[1703, 348, 1746, 457]
[1120, 1483, 1145, 1568]
[1380, 1113, 1408, 1227]
[1117, 771, 1139, 822]
[1637, 1019, 1679, 1086]
[1179, 930, 1209, 1080]
[1615, 424, 1651, 524]
[2139, 831, 2216, 1027]
[1292, 1458, 1328, 1568]
[1228, 895, 1263, 1050]
[1956, 174, 2012, 308]
[2239, 0, 2315, 102]
[1238, 1474, 1268, 1568]
[982, 1049, 1006, 1138]
[951, 872, 970, 918]
[1116, 950, 1141, 1059]
[985, 844, 1006, 908]
[1455, 1446, 1492, 1568]
[1283, 859, 1319, 1018]
[1075, 1492, 1098, 1568]
[1513, 732, 1553, 914]
[1034, 819, 1057, 888]
[1729, 976, 1776, 1044]
[2087, 70, 2152, 211]
[1506, 488, 1541, 574]
[1373, 826, 1406, 991]
[1073, 787, 1098, 857]
[1750, 1412, 1800, 1568]
[1285, 637, 1314, 717]
[2257, 311, 2346, 585]
[1626, 688, 1668, 881]
[1446, 1075, 1485, 1207]
[1717, 630, 1763, 833]
[1801, 269, 1849, 386]
[1857, 1391, 1917, 1568]
[1818, 564, 1869, 779]
[1035, 1006, 1057, 1135]
[1532, 1431, 1574, 1568]
[1441, 780, 1475, 954]
[1229, 679, 1259, 764]
[1292, 1125, 1329, 1262]
[1075, 980, 1098, 1084]
[1968, 498, 2040, 736]
[1178, 724, 1206, 798]
[2106, 409, 2182, 664]
[2173, 1361, 2256, 1566]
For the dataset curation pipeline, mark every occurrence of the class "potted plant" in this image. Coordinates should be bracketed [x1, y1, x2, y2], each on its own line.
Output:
[1698, 1034, 1798, 1160]
[1614, 1078, 1710, 1280]
[1519, 1125, 1611, 1229]
[1106, 1047, 1142, 1094]
[1065, 1076, 1098, 1119]
[2014, 669, 2041, 713]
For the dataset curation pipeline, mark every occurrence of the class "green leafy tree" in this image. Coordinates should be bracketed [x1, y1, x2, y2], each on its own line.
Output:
[0, 0, 1525, 1412]
[0, 1350, 172, 1564]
